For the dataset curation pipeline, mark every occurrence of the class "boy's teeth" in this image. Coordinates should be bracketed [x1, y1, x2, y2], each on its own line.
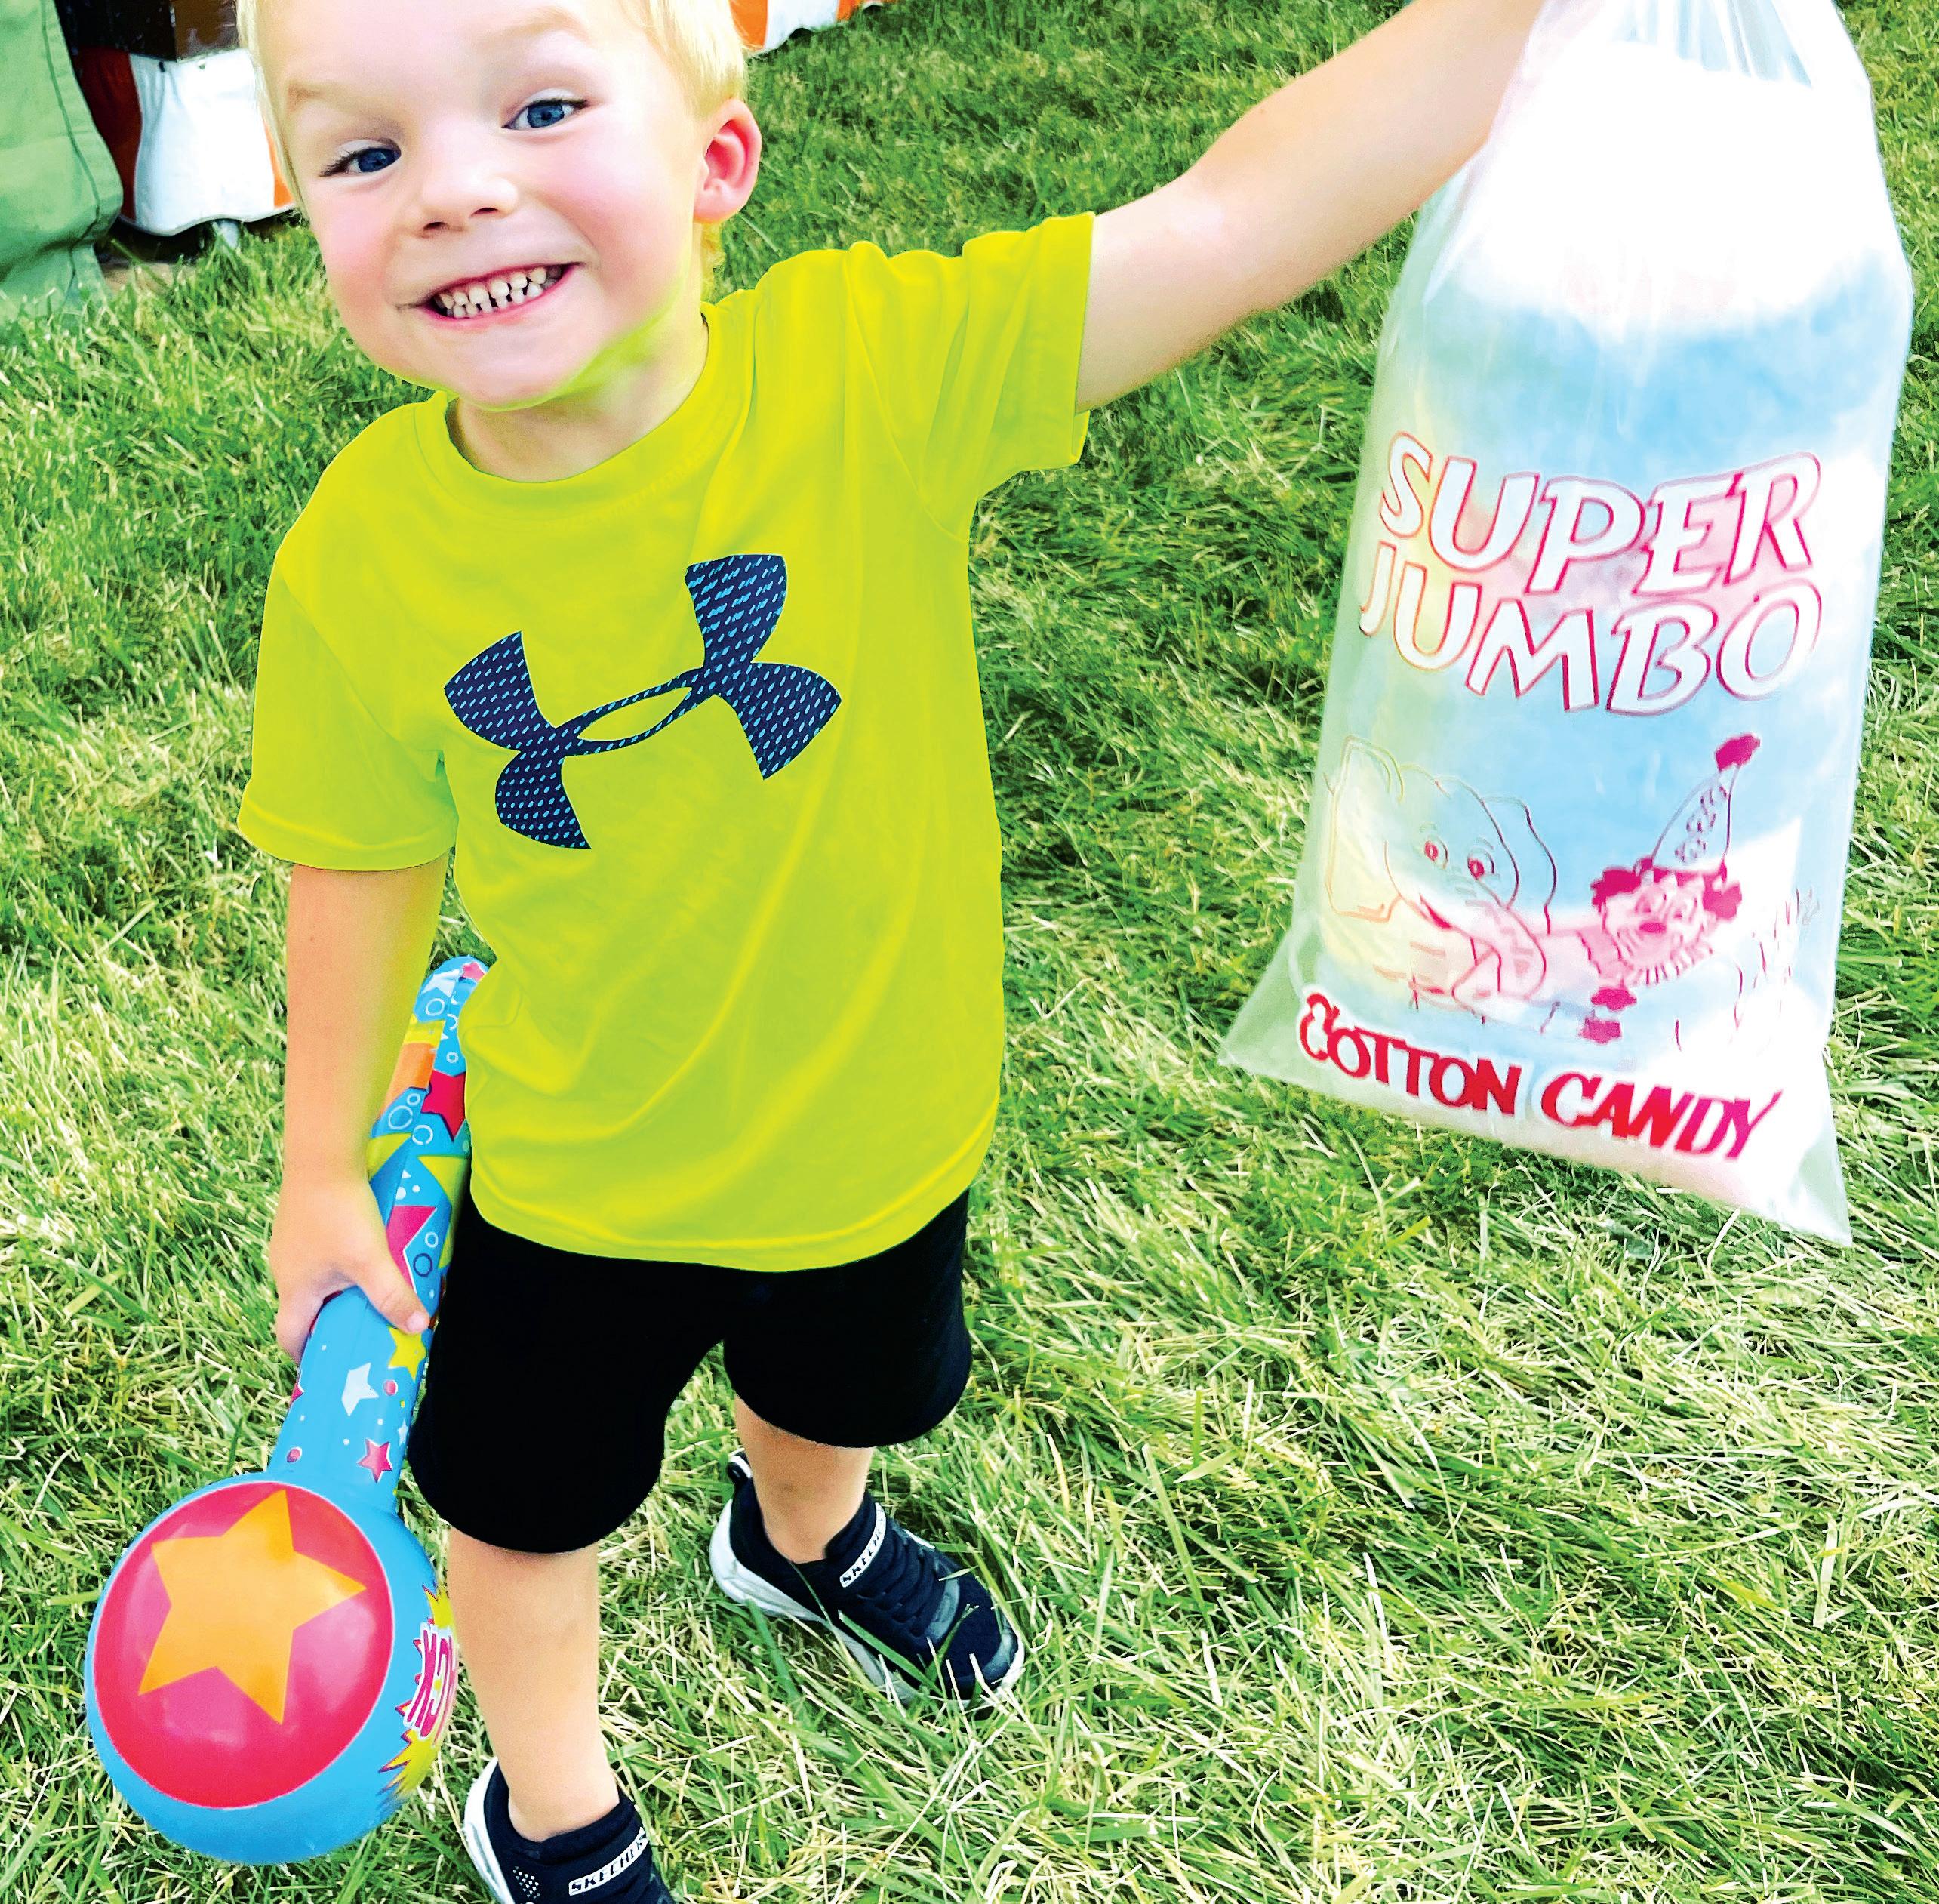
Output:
[435, 266, 560, 315]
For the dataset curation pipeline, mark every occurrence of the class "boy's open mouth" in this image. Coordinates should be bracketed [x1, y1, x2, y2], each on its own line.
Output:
[420, 263, 574, 322]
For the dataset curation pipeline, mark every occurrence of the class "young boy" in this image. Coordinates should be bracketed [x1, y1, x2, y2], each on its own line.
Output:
[234, 0, 1542, 1896]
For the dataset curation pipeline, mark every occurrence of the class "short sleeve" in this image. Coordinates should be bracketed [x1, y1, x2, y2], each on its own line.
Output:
[236, 560, 458, 870]
[845, 211, 1095, 539]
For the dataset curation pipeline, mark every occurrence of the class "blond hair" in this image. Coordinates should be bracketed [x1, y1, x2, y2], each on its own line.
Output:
[236, 0, 747, 297]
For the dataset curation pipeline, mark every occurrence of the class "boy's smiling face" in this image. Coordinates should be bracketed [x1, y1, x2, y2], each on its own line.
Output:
[265, 0, 756, 416]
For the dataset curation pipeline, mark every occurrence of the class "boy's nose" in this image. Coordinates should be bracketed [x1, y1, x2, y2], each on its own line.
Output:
[407, 140, 522, 232]
[414, 186, 518, 232]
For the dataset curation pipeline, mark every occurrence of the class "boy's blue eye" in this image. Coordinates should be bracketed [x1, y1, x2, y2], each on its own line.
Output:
[512, 97, 583, 131]
[321, 97, 582, 177]
[322, 143, 397, 177]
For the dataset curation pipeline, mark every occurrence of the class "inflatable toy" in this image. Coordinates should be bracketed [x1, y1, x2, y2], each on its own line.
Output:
[1222, 0, 1914, 1241]
[85, 954, 486, 1863]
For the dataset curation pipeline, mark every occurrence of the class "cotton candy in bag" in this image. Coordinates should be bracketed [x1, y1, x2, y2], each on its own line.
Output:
[1221, 0, 1913, 1242]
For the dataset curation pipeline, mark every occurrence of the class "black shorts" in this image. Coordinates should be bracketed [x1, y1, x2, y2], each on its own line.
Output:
[404, 1189, 974, 1554]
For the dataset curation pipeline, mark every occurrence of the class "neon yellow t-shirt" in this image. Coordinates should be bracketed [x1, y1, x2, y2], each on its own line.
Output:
[238, 211, 1095, 1268]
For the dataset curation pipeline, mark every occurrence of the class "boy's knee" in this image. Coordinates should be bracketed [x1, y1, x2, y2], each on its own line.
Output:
[448, 1525, 602, 1566]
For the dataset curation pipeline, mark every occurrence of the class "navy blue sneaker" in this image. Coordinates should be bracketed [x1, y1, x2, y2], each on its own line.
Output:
[707, 1448, 1024, 1707]
[461, 1758, 676, 1903]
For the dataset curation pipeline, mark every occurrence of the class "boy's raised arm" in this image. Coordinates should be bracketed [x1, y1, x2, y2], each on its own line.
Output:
[1075, 0, 1548, 413]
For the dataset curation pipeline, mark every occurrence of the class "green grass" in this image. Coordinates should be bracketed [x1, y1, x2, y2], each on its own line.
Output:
[3, 0, 1937, 1896]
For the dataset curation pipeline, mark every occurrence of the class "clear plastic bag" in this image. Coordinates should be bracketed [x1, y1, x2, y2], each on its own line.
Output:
[1220, 0, 1914, 1242]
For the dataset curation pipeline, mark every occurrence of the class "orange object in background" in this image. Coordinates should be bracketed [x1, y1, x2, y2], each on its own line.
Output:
[733, 0, 902, 55]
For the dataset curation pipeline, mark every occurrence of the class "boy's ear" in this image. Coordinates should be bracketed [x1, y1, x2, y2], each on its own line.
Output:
[695, 100, 761, 226]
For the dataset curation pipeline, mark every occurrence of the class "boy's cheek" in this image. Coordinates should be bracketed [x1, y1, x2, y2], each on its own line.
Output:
[315, 222, 395, 328]
[546, 131, 689, 261]
[314, 242, 423, 377]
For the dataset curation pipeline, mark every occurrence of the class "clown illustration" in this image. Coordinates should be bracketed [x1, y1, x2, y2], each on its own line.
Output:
[1324, 732, 1790, 1046]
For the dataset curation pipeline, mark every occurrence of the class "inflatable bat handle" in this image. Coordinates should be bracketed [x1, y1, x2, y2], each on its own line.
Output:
[270, 954, 486, 1510]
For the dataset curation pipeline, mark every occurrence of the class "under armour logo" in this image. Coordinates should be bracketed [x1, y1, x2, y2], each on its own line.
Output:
[445, 553, 839, 849]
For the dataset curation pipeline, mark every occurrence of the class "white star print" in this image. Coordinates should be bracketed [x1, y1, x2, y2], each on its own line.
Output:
[341, 1362, 378, 1414]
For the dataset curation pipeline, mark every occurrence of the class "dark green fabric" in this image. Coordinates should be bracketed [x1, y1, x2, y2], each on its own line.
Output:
[1, 0, 121, 316]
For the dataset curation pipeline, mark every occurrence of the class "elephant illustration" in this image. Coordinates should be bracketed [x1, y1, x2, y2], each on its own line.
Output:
[1322, 736, 1558, 1017]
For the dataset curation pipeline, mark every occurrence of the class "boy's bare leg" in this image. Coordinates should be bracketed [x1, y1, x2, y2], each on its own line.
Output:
[445, 1529, 620, 1842]
[733, 1394, 873, 1563]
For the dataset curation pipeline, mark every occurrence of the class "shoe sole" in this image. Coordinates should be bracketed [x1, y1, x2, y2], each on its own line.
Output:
[707, 1502, 1025, 1709]
[461, 1759, 516, 1904]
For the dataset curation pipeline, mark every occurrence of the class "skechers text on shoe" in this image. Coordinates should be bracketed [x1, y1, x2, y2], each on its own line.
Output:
[462, 1758, 676, 1903]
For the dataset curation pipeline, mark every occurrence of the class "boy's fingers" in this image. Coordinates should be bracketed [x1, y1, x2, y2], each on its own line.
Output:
[355, 1258, 431, 1337]
[275, 1264, 427, 1367]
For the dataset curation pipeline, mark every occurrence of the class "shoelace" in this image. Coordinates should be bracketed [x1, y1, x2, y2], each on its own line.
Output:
[836, 1515, 953, 1646]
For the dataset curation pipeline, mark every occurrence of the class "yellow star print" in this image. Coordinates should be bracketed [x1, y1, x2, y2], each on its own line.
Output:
[139, 1491, 368, 1722]
[387, 1325, 428, 1378]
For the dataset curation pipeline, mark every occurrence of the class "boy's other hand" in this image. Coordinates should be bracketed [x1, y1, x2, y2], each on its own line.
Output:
[269, 1172, 431, 1363]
